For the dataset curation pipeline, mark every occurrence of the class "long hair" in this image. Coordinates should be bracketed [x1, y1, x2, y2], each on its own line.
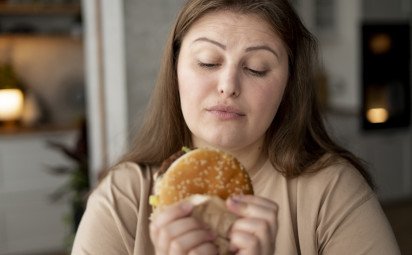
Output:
[120, 0, 373, 187]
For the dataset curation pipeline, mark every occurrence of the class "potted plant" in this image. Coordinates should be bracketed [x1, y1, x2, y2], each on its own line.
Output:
[47, 119, 90, 249]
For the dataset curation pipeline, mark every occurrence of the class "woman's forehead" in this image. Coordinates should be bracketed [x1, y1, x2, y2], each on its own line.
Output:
[188, 10, 272, 33]
[182, 10, 285, 49]
[182, 10, 287, 58]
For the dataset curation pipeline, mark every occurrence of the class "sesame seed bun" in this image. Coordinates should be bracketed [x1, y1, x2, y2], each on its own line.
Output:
[153, 148, 254, 210]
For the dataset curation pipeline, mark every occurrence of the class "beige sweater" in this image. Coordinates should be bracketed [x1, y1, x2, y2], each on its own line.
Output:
[72, 160, 400, 254]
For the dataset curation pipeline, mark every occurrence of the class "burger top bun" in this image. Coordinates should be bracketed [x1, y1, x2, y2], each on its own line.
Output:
[152, 147, 254, 210]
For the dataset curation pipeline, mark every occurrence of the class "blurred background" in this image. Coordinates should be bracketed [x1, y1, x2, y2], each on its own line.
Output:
[0, 0, 411, 254]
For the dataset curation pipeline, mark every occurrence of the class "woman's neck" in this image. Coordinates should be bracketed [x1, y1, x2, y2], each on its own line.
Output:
[230, 143, 267, 177]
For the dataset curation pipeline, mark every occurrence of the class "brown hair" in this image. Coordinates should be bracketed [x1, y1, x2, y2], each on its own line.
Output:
[121, 0, 373, 187]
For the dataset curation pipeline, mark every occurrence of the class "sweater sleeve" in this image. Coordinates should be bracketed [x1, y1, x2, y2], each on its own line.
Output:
[314, 163, 400, 255]
[71, 163, 152, 255]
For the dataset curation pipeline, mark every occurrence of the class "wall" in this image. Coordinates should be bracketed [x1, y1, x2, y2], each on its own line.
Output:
[293, 0, 361, 111]
[319, 0, 361, 112]
[123, 0, 185, 133]
[363, 0, 411, 20]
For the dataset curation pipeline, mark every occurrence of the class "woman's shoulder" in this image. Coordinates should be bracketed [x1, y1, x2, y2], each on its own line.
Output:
[108, 161, 154, 183]
[293, 158, 399, 254]
[300, 156, 371, 191]
[296, 156, 375, 207]
[93, 161, 156, 203]
[76, 162, 156, 253]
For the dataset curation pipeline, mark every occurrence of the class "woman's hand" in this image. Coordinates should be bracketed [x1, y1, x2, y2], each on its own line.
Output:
[226, 195, 278, 255]
[149, 201, 218, 255]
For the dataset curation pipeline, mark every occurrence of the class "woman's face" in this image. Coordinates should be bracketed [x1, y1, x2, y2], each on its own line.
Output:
[177, 10, 289, 152]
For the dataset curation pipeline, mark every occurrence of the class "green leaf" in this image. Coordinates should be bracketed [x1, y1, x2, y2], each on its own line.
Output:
[181, 146, 191, 153]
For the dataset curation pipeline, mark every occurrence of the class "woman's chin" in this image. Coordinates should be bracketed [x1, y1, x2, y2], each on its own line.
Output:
[193, 135, 246, 152]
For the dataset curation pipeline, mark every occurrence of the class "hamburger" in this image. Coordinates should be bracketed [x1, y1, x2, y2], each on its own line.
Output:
[149, 147, 254, 254]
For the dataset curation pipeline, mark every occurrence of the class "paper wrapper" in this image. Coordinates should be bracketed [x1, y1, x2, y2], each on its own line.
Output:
[188, 195, 238, 255]
[151, 195, 237, 255]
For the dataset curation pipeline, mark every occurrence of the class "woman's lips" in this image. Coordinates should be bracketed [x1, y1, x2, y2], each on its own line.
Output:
[206, 105, 245, 120]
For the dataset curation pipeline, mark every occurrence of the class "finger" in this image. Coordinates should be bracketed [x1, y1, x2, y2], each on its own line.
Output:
[226, 197, 278, 238]
[169, 229, 216, 254]
[227, 196, 277, 222]
[188, 242, 218, 255]
[150, 202, 193, 243]
[153, 201, 193, 228]
[229, 229, 261, 255]
[156, 217, 206, 252]
[230, 195, 278, 211]
[231, 218, 272, 251]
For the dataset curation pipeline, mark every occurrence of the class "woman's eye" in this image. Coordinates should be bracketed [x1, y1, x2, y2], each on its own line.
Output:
[198, 61, 219, 68]
[246, 67, 267, 77]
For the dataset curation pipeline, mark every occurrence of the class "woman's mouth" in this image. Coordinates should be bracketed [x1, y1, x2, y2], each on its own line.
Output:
[206, 105, 245, 120]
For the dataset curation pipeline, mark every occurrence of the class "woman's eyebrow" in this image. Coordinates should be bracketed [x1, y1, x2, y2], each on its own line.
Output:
[192, 37, 279, 59]
[245, 45, 279, 59]
[192, 37, 226, 49]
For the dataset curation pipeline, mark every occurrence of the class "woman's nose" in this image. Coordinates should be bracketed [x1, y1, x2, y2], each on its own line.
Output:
[218, 67, 241, 98]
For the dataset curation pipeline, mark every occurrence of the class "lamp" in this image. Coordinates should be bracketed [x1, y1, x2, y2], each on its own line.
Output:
[0, 88, 24, 121]
[0, 63, 25, 125]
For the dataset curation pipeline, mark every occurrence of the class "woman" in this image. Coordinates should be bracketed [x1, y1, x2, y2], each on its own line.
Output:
[72, 0, 400, 254]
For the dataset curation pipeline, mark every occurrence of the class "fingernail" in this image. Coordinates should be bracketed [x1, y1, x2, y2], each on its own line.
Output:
[231, 195, 243, 202]
[230, 195, 242, 204]
[228, 196, 246, 210]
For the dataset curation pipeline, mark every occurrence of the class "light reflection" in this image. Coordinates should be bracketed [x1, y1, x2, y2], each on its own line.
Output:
[369, 33, 392, 55]
[366, 107, 389, 124]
